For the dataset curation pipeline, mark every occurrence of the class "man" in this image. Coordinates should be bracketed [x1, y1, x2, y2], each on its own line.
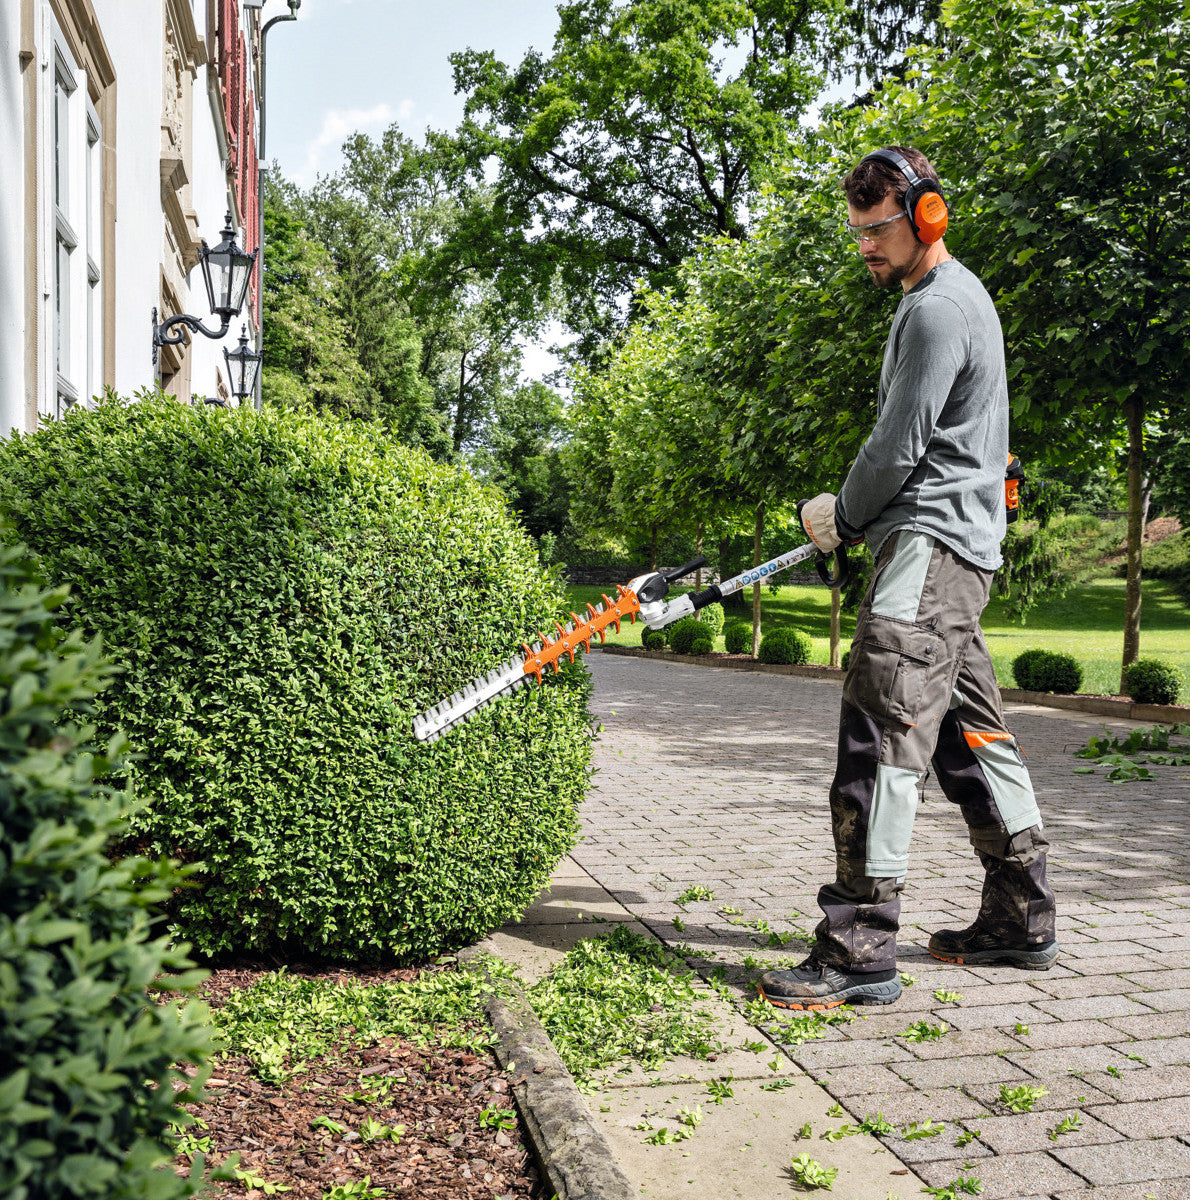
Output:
[759, 146, 1058, 1011]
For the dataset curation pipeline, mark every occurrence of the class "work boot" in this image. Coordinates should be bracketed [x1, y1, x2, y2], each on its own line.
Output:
[928, 924, 1058, 970]
[757, 957, 902, 1010]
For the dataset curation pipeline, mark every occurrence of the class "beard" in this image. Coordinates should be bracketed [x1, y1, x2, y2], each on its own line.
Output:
[864, 243, 927, 288]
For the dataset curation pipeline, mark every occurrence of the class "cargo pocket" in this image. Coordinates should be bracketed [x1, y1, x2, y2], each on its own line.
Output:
[843, 613, 945, 727]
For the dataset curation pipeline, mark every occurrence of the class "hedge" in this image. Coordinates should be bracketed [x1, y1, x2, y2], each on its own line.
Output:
[1122, 659, 1183, 706]
[723, 620, 752, 655]
[0, 539, 214, 1199]
[0, 395, 593, 962]
[757, 627, 813, 666]
[1012, 649, 1082, 694]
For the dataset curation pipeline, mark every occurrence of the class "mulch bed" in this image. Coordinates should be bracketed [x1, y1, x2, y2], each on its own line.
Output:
[179, 967, 546, 1200]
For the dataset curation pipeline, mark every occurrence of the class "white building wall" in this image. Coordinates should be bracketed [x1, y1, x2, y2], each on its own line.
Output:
[91, 0, 166, 400]
[0, 4, 24, 436]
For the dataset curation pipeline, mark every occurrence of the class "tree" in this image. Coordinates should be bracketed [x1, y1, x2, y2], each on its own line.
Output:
[856, 0, 1190, 681]
[262, 178, 452, 455]
[446, 0, 882, 353]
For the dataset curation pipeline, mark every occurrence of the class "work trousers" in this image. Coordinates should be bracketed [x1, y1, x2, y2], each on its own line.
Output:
[814, 531, 1057, 972]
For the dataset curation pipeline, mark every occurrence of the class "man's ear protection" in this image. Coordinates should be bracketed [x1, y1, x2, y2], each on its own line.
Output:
[861, 148, 949, 244]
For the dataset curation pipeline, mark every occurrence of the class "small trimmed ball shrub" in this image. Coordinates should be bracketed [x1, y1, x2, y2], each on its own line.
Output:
[668, 616, 704, 655]
[689, 635, 714, 656]
[1012, 649, 1082, 694]
[696, 602, 725, 637]
[841, 649, 851, 671]
[758, 627, 813, 666]
[1123, 659, 1184, 706]
[0, 540, 214, 1199]
[0, 395, 593, 962]
[642, 628, 667, 651]
[723, 620, 752, 655]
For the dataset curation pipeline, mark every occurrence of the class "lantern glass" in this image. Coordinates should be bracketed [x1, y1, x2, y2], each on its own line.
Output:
[223, 327, 262, 402]
[201, 213, 257, 318]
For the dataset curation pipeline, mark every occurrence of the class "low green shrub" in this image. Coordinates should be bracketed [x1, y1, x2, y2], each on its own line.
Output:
[0, 394, 593, 962]
[1012, 649, 1082, 694]
[758, 627, 812, 666]
[1122, 659, 1184, 706]
[1139, 531, 1190, 578]
[689, 635, 714, 656]
[723, 620, 752, 655]
[696, 602, 725, 637]
[841, 649, 851, 671]
[642, 628, 667, 651]
[0, 540, 214, 1200]
[668, 617, 704, 655]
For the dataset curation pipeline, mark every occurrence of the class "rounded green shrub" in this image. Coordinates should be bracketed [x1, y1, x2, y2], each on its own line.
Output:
[689, 635, 714, 656]
[0, 540, 214, 1199]
[723, 620, 752, 655]
[841, 649, 851, 671]
[0, 395, 593, 962]
[1012, 649, 1082, 694]
[1123, 659, 1184, 706]
[642, 628, 667, 651]
[758, 627, 813, 666]
[696, 601, 725, 637]
[667, 617, 704, 655]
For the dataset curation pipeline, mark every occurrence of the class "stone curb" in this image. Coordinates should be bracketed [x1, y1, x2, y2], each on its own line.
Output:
[596, 644, 1190, 722]
[458, 948, 635, 1200]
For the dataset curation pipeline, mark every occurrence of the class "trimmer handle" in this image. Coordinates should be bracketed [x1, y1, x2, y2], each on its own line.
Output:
[815, 543, 849, 589]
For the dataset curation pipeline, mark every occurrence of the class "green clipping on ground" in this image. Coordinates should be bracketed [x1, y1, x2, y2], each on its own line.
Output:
[526, 925, 723, 1086]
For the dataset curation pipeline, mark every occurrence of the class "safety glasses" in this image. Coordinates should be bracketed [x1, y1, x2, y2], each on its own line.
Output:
[843, 212, 907, 244]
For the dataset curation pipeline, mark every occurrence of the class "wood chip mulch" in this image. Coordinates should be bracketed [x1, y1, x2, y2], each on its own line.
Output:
[177, 966, 547, 1200]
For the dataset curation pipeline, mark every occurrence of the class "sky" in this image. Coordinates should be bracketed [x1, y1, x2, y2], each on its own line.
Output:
[265, 0, 562, 186]
[264, 0, 565, 379]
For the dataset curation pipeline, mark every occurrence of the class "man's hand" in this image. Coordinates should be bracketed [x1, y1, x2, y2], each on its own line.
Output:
[797, 493, 843, 554]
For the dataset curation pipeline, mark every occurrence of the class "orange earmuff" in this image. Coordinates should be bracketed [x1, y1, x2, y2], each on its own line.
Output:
[913, 191, 948, 244]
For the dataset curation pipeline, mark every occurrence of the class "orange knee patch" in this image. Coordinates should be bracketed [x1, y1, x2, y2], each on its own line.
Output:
[964, 731, 1013, 750]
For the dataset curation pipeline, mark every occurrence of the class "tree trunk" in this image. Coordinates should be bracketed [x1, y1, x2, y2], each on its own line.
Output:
[649, 523, 658, 573]
[695, 521, 703, 590]
[830, 587, 842, 668]
[720, 534, 746, 612]
[1121, 393, 1145, 688]
[751, 502, 764, 658]
[453, 350, 469, 452]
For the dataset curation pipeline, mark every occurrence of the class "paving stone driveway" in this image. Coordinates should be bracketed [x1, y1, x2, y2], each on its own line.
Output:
[573, 651, 1190, 1200]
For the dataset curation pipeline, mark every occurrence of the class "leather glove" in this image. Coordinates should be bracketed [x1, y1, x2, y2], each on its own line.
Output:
[797, 493, 842, 554]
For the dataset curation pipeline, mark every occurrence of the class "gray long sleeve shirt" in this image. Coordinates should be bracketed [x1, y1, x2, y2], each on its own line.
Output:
[836, 259, 1009, 571]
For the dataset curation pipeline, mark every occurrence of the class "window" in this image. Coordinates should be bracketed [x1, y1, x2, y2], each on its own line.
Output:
[43, 14, 106, 420]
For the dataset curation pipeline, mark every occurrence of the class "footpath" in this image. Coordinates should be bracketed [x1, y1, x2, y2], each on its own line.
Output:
[497, 650, 1190, 1200]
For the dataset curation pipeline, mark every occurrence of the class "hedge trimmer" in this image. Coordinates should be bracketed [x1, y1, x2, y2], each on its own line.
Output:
[411, 540, 849, 744]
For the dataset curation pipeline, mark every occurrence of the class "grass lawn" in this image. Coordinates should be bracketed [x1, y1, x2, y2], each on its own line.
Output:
[564, 575, 1190, 703]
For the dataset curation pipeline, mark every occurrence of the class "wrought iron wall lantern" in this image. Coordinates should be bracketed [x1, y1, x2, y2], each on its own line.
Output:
[152, 213, 257, 368]
[223, 325, 263, 404]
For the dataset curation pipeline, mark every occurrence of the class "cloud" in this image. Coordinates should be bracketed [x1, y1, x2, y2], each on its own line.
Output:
[292, 101, 413, 183]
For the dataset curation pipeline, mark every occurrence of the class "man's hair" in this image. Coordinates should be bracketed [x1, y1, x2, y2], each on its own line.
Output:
[841, 146, 942, 210]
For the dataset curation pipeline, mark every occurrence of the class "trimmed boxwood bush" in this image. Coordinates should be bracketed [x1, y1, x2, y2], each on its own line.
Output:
[689, 634, 714, 656]
[0, 395, 593, 962]
[758, 627, 813, 666]
[0, 540, 214, 1199]
[841, 649, 851, 671]
[1123, 659, 1183, 706]
[1012, 648, 1082, 694]
[696, 601, 725, 637]
[642, 628, 667, 651]
[667, 616, 704, 655]
[723, 620, 752, 655]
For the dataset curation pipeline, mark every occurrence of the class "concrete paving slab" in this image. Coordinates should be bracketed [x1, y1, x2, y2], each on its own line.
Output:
[567, 653, 1190, 1197]
[592, 1076, 921, 1200]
